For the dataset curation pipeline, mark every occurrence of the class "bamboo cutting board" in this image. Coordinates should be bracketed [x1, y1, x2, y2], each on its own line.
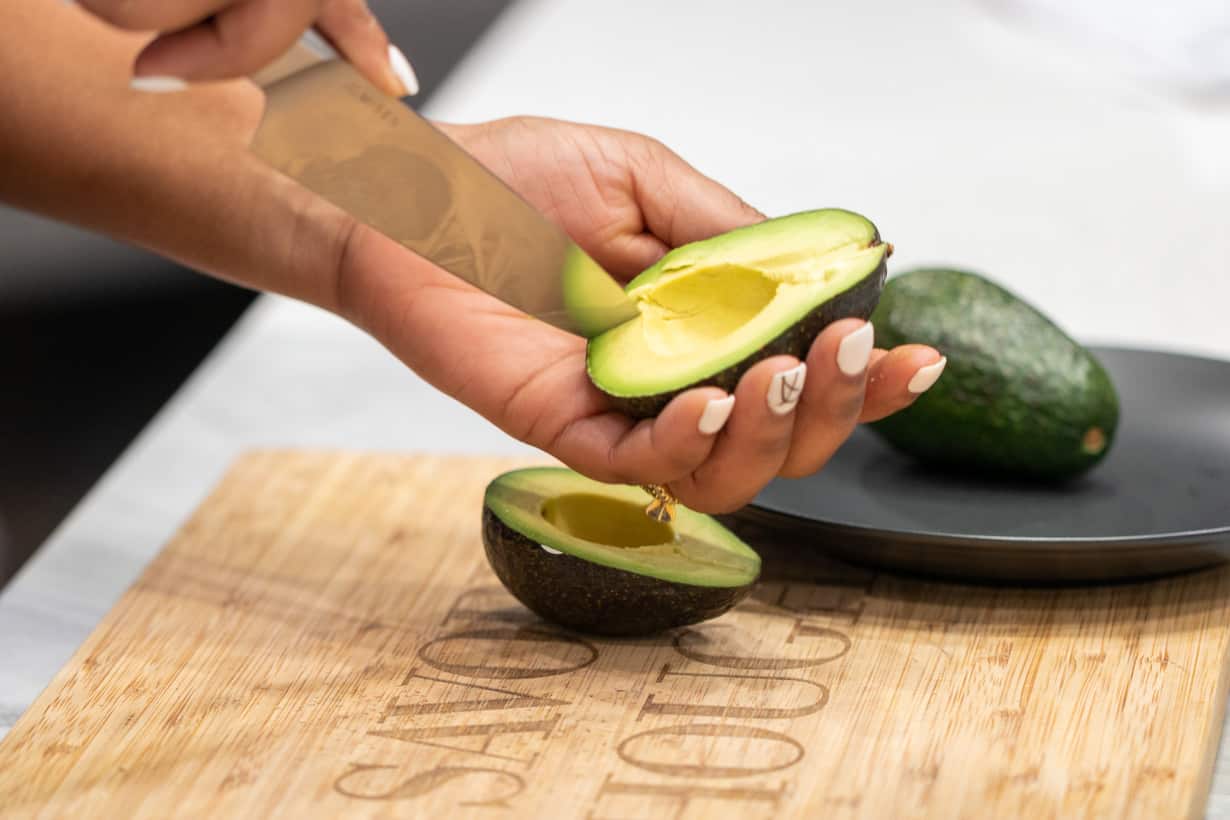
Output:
[2, 451, 1230, 820]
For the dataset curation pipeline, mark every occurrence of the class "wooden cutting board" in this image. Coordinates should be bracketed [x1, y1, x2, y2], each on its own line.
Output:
[2, 451, 1229, 820]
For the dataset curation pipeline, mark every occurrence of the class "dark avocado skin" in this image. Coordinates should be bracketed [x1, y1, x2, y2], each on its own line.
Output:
[482, 508, 754, 637]
[606, 258, 887, 419]
[869, 268, 1120, 481]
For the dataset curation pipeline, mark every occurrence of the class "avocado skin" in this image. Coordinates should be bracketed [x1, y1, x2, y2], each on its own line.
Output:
[481, 508, 754, 637]
[869, 268, 1120, 481]
[604, 258, 887, 420]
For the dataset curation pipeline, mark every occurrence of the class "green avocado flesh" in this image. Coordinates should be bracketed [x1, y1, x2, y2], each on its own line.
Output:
[869, 268, 1120, 480]
[482, 467, 760, 636]
[584, 209, 889, 418]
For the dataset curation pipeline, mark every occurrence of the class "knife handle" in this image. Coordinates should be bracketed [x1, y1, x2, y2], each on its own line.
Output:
[251, 29, 338, 90]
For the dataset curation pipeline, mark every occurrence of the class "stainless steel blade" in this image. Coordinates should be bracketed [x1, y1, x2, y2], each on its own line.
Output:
[248, 34, 638, 337]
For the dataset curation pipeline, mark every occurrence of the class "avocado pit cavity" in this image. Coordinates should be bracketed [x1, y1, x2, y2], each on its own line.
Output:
[541, 493, 676, 548]
[638, 265, 779, 357]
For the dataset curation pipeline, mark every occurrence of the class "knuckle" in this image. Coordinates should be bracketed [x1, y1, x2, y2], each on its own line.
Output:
[778, 458, 824, 480]
[749, 424, 794, 455]
[214, 29, 265, 70]
[576, 454, 627, 486]
[662, 445, 704, 479]
[828, 391, 866, 421]
[683, 480, 756, 515]
[778, 432, 841, 479]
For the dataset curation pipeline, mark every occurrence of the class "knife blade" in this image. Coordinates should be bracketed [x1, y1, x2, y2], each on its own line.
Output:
[248, 31, 639, 338]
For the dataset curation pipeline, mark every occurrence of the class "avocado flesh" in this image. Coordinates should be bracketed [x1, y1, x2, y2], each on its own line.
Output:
[485, 468, 759, 587]
[869, 268, 1120, 480]
[586, 209, 888, 418]
[482, 467, 761, 636]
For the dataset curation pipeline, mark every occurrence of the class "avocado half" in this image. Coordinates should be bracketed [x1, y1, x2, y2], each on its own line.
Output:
[584, 208, 890, 418]
[482, 467, 761, 636]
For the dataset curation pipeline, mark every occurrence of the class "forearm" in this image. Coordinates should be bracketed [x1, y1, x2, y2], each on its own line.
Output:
[0, 0, 347, 311]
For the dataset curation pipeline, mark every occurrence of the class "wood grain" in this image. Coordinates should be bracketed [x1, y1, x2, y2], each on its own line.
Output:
[1, 450, 1228, 819]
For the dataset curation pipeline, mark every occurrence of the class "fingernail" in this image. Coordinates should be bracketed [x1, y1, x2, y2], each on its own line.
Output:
[388, 45, 419, 96]
[130, 76, 187, 93]
[836, 322, 874, 376]
[908, 357, 947, 394]
[698, 395, 736, 435]
[767, 363, 807, 415]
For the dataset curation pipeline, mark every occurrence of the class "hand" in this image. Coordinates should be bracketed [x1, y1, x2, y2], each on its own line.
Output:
[3, 2, 940, 513]
[336, 117, 946, 513]
[74, 0, 416, 98]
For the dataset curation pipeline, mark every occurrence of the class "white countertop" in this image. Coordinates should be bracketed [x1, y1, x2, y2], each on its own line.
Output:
[4, 0, 1229, 811]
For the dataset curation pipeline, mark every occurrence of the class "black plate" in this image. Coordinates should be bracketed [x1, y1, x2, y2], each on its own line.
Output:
[733, 346, 1230, 584]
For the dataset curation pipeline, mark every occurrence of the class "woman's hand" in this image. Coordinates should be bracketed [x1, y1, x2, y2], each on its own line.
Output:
[4, 2, 942, 512]
[337, 117, 946, 513]
[75, 0, 417, 98]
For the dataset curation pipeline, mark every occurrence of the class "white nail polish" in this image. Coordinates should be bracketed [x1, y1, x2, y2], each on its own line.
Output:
[540, 544, 563, 555]
[837, 322, 875, 376]
[908, 357, 947, 394]
[698, 395, 736, 435]
[130, 76, 187, 93]
[767, 364, 807, 415]
[388, 45, 419, 96]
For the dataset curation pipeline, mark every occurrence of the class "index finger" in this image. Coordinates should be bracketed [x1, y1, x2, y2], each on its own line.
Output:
[132, 0, 323, 83]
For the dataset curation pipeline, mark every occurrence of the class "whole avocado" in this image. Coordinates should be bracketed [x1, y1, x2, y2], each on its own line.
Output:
[869, 268, 1120, 481]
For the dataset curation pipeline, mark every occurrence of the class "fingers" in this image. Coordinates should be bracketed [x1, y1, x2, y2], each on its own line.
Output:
[132, 0, 323, 82]
[600, 232, 670, 282]
[777, 318, 875, 478]
[89, 0, 414, 98]
[551, 387, 734, 486]
[317, 0, 417, 97]
[558, 341, 944, 497]
[859, 346, 947, 423]
[669, 356, 806, 513]
[76, 0, 234, 32]
[633, 137, 766, 248]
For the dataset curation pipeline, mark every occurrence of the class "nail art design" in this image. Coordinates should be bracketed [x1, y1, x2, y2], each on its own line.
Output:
[698, 395, 736, 435]
[837, 322, 875, 376]
[388, 45, 420, 96]
[908, 357, 947, 394]
[130, 76, 187, 93]
[768, 363, 807, 415]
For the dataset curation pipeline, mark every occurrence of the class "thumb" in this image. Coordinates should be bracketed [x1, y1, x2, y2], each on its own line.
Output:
[633, 136, 766, 249]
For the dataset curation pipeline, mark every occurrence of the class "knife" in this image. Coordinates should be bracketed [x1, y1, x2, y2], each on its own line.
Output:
[247, 30, 639, 338]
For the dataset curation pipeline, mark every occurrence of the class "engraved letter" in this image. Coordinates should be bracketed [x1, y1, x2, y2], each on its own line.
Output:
[418, 627, 598, 679]
[334, 764, 525, 807]
[370, 715, 561, 765]
[616, 724, 803, 778]
[383, 671, 568, 719]
[638, 664, 828, 720]
[674, 620, 850, 670]
[589, 774, 785, 819]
